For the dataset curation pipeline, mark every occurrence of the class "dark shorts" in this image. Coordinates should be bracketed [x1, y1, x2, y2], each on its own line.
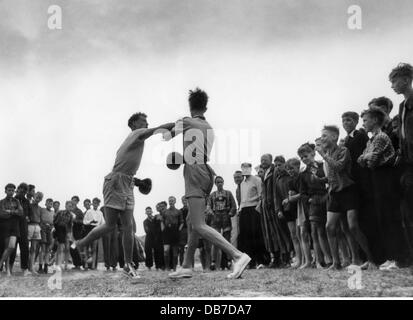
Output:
[0, 217, 20, 239]
[211, 211, 232, 231]
[309, 194, 327, 222]
[283, 210, 298, 222]
[327, 185, 359, 213]
[179, 227, 188, 246]
[40, 224, 53, 245]
[83, 225, 95, 237]
[162, 226, 179, 245]
[54, 226, 68, 244]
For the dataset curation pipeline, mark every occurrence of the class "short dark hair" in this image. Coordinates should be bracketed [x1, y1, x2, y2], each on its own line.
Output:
[389, 63, 413, 81]
[92, 197, 101, 203]
[368, 96, 393, 113]
[17, 182, 28, 192]
[71, 196, 80, 202]
[145, 206, 152, 210]
[234, 170, 242, 175]
[5, 183, 16, 191]
[158, 201, 167, 207]
[53, 201, 60, 205]
[286, 158, 301, 167]
[392, 114, 400, 123]
[28, 184, 35, 191]
[188, 88, 208, 112]
[361, 107, 387, 128]
[128, 112, 147, 129]
[342, 111, 359, 122]
[297, 142, 316, 157]
[83, 198, 91, 203]
[323, 125, 340, 137]
[274, 155, 286, 164]
[214, 176, 224, 183]
[46, 198, 53, 203]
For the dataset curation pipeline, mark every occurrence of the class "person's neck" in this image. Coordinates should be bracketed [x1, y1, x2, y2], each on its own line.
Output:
[403, 87, 413, 100]
[170, 205, 175, 210]
[218, 187, 223, 192]
[6, 195, 12, 200]
[371, 126, 381, 136]
[191, 111, 205, 118]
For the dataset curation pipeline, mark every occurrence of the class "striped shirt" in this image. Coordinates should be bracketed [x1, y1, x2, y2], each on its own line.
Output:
[358, 131, 395, 169]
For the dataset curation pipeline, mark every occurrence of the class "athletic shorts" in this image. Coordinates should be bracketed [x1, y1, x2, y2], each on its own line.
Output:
[103, 172, 134, 211]
[309, 194, 327, 222]
[0, 217, 20, 238]
[183, 164, 215, 198]
[162, 226, 180, 245]
[28, 223, 41, 241]
[40, 224, 53, 245]
[211, 211, 232, 231]
[327, 184, 359, 213]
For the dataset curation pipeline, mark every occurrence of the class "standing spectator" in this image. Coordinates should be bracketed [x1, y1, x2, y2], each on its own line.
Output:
[389, 62, 413, 269]
[28, 192, 43, 274]
[70, 195, 84, 270]
[238, 163, 267, 269]
[53, 201, 74, 271]
[83, 198, 105, 269]
[178, 196, 189, 267]
[160, 198, 183, 271]
[39, 198, 54, 274]
[232, 171, 244, 248]
[368, 97, 397, 148]
[83, 199, 91, 213]
[53, 201, 60, 214]
[316, 125, 375, 270]
[358, 107, 407, 270]
[10, 183, 31, 276]
[143, 206, 164, 270]
[0, 183, 23, 276]
[207, 176, 237, 270]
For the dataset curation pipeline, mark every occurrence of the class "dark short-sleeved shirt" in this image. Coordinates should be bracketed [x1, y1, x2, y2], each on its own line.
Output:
[15, 194, 32, 219]
[162, 208, 183, 228]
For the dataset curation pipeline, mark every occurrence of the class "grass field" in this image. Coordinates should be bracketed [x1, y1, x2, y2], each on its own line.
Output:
[1, 264, 413, 298]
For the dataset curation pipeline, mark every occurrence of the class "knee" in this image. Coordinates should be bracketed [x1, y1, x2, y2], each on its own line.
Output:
[326, 223, 336, 235]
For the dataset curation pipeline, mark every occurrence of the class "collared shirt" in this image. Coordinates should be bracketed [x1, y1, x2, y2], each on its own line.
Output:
[53, 210, 73, 230]
[324, 145, 354, 192]
[398, 95, 413, 164]
[14, 194, 32, 219]
[83, 208, 105, 226]
[358, 130, 395, 169]
[240, 175, 262, 209]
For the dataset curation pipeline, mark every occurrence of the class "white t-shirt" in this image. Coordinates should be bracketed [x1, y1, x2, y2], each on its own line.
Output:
[83, 208, 105, 226]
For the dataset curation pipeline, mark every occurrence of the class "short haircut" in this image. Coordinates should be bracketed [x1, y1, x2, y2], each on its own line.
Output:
[261, 153, 273, 162]
[158, 201, 167, 207]
[46, 198, 53, 203]
[92, 197, 101, 203]
[188, 88, 208, 112]
[368, 96, 393, 113]
[145, 206, 152, 210]
[297, 142, 316, 157]
[286, 158, 301, 167]
[5, 183, 16, 190]
[360, 107, 387, 128]
[128, 112, 147, 129]
[35, 191, 44, 198]
[53, 201, 60, 205]
[241, 163, 252, 168]
[342, 111, 359, 122]
[214, 176, 224, 183]
[392, 114, 400, 122]
[83, 198, 91, 203]
[28, 184, 35, 191]
[17, 182, 28, 191]
[389, 62, 413, 81]
[71, 195, 80, 202]
[274, 155, 286, 164]
[234, 170, 242, 175]
[65, 200, 73, 206]
[323, 125, 340, 137]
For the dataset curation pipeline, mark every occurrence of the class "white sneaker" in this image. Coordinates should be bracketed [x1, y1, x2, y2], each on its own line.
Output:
[122, 265, 141, 280]
[168, 268, 193, 279]
[380, 261, 399, 271]
[22, 269, 32, 277]
[256, 264, 265, 270]
[379, 260, 392, 269]
[227, 253, 251, 279]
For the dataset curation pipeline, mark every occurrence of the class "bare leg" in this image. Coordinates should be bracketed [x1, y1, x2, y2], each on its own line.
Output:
[347, 210, 374, 263]
[310, 221, 324, 267]
[317, 224, 332, 264]
[299, 224, 312, 268]
[163, 244, 171, 270]
[119, 209, 135, 265]
[288, 222, 301, 268]
[326, 211, 342, 269]
[340, 215, 360, 264]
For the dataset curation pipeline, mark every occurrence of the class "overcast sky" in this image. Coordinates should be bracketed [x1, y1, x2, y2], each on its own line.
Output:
[1, 0, 413, 235]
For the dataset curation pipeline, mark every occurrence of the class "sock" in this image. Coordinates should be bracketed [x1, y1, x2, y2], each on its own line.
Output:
[44, 264, 48, 274]
[39, 264, 43, 271]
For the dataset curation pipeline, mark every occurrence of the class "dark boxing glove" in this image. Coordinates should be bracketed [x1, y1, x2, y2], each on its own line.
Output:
[134, 178, 152, 195]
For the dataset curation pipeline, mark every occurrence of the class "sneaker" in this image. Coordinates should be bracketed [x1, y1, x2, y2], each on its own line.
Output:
[227, 253, 251, 279]
[22, 269, 32, 277]
[70, 241, 78, 250]
[361, 261, 377, 271]
[380, 261, 399, 271]
[123, 265, 141, 280]
[168, 268, 193, 279]
[379, 260, 393, 269]
[256, 264, 265, 270]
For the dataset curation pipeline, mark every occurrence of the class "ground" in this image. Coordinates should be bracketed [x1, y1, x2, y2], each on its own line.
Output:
[1, 264, 413, 298]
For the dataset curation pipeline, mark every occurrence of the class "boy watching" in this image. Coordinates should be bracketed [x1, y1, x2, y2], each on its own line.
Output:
[39, 198, 54, 273]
